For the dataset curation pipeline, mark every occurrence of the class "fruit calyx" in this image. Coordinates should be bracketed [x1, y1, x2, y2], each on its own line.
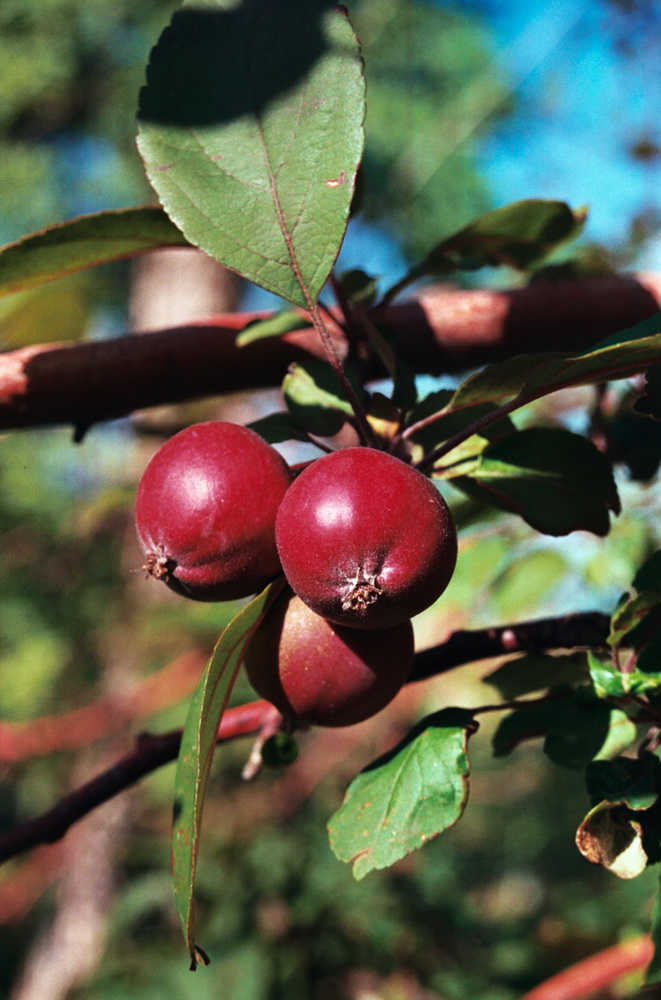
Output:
[340, 567, 382, 612]
[142, 545, 176, 583]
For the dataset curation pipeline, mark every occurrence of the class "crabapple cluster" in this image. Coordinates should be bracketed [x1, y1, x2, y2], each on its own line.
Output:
[135, 425, 457, 727]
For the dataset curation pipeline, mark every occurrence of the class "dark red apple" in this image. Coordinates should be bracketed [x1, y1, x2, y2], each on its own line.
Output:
[135, 421, 291, 601]
[276, 447, 456, 629]
[244, 590, 414, 727]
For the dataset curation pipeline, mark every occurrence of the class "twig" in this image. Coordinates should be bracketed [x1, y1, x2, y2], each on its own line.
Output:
[517, 934, 653, 1000]
[0, 700, 272, 864]
[408, 611, 610, 682]
[0, 612, 613, 865]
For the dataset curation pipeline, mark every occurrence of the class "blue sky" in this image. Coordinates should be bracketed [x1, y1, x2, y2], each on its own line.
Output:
[470, 0, 660, 251]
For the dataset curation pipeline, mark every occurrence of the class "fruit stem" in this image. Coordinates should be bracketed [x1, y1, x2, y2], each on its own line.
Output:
[308, 301, 380, 448]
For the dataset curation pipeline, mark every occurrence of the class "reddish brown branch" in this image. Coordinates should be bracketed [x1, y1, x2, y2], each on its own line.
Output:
[0, 650, 207, 762]
[0, 612, 611, 865]
[408, 611, 610, 682]
[518, 934, 653, 1000]
[0, 700, 272, 864]
[0, 274, 659, 433]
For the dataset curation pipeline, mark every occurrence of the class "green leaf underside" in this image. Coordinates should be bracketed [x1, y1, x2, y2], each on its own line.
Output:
[0, 207, 189, 297]
[422, 199, 585, 274]
[328, 709, 476, 880]
[137, 0, 365, 308]
[451, 428, 619, 536]
[171, 581, 283, 968]
[448, 313, 661, 413]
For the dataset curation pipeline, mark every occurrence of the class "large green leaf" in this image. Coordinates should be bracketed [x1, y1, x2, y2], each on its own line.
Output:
[328, 709, 476, 879]
[451, 428, 620, 536]
[0, 207, 189, 297]
[449, 313, 661, 413]
[137, 0, 365, 309]
[171, 581, 283, 969]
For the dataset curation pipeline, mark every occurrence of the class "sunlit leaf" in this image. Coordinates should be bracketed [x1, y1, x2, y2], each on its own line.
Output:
[172, 580, 283, 968]
[137, 0, 365, 308]
[329, 709, 476, 879]
[449, 313, 661, 413]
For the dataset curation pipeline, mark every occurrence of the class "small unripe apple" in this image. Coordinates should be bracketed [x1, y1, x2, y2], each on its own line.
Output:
[275, 447, 457, 629]
[244, 590, 414, 727]
[135, 421, 291, 601]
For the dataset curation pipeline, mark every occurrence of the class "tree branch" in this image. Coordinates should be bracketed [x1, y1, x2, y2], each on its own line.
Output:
[0, 274, 659, 434]
[517, 934, 653, 1000]
[0, 611, 610, 864]
[408, 611, 610, 682]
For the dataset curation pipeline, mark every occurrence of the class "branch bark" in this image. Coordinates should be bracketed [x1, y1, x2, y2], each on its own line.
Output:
[0, 611, 610, 864]
[0, 274, 659, 434]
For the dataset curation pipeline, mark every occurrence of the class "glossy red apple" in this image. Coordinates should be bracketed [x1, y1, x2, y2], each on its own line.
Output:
[135, 421, 291, 601]
[276, 447, 456, 629]
[244, 590, 414, 727]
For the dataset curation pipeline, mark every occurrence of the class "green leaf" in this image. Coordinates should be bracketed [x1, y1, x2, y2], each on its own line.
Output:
[577, 756, 661, 880]
[452, 428, 620, 536]
[172, 581, 283, 969]
[409, 398, 515, 462]
[586, 755, 661, 810]
[283, 358, 363, 437]
[589, 650, 661, 699]
[137, 0, 365, 308]
[421, 199, 586, 275]
[492, 698, 570, 757]
[609, 591, 661, 649]
[544, 698, 633, 769]
[328, 709, 476, 879]
[450, 313, 661, 412]
[0, 207, 189, 297]
[491, 693, 633, 764]
[485, 652, 589, 700]
[247, 412, 311, 445]
[235, 310, 310, 347]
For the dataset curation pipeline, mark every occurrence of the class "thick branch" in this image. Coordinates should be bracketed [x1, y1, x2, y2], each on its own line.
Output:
[408, 611, 610, 682]
[0, 612, 610, 863]
[0, 274, 659, 433]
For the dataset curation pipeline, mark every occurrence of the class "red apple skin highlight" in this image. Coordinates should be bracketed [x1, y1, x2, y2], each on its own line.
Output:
[275, 447, 457, 629]
[244, 591, 414, 727]
[135, 421, 291, 602]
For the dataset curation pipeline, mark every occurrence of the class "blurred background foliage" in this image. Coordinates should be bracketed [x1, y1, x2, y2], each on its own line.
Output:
[0, 0, 660, 998]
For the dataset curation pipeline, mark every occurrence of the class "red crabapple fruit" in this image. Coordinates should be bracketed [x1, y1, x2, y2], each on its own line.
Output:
[275, 447, 456, 629]
[244, 590, 414, 727]
[135, 421, 291, 602]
